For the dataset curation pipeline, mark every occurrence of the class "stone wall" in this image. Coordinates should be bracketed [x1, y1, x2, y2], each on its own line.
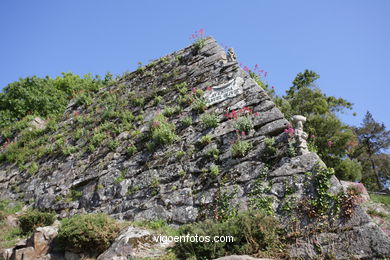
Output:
[0, 37, 389, 258]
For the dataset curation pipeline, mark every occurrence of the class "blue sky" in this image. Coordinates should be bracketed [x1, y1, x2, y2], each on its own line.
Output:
[0, 0, 389, 129]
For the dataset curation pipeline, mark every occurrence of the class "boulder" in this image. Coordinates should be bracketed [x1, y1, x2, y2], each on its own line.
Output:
[97, 226, 172, 260]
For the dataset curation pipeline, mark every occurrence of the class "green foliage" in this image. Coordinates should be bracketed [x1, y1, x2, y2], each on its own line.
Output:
[370, 194, 390, 211]
[126, 144, 137, 156]
[175, 150, 186, 159]
[352, 111, 390, 190]
[231, 140, 252, 158]
[199, 135, 212, 146]
[0, 200, 24, 215]
[175, 82, 188, 95]
[209, 164, 220, 178]
[207, 148, 220, 161]
[18, 210, 56, 234]
[150, 114, 178, 146]
[181, 116, 192, 127]
[234, 116, 253, 133]
[66, 189, 83, 202]
[200, 113, 219, 128]
[154, 95, 163, 105]
[28, 162, 39, 175]
[173, 211, 284, 260]
[130, 96, 145, 107]
[273, 69, 356, 178]
[0, 73, 108, 128]
[162, 106, 182, 117]
[108, 140, 119, 151]
[307, 166, 341, 217]
[335, 158, 362, 181]
[57, 213, 120, 254]
[91, 131, 106, 147]
[132, 219, 178, 237]
[191, 97, 207, 113]
[263, 137, 277, 158]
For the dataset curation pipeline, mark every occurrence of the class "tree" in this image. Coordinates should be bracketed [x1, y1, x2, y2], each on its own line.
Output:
[276, 70, 359, 180]
[352, 111, 390, 190]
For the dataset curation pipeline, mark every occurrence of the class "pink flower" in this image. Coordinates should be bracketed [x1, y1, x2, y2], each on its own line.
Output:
[191, 88, 197, 93]
[327, 140, 333, 147]
[271, 86, 275, 89]
[254, 112, 260, 116]
[207, 86, 212, 91]
[241, 131, 246, 137]
[284, 125, 295, 137]
[310, 135, 316, 139]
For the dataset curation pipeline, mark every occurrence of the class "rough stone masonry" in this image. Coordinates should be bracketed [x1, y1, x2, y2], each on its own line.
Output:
[0, 37, 389, 259]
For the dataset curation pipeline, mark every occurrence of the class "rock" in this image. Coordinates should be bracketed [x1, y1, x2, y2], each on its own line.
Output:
[97, 226, 171, 260]
[213, 256, 272, 260]
[29, 117, 46, 130]
[64, 251, 81, 260]
[13, 247, 36, 260]
[29, 226, 59, 257]
[0, 248, 13, 260]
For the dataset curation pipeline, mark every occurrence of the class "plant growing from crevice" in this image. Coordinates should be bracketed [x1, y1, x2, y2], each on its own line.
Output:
[200, 113, 219, 129]
[190, 28, 206, 50]
[150, 114, 178, 146]
[231, 140, 252, 158]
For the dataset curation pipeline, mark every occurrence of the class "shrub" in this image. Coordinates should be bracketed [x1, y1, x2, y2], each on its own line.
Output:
[173, 211, 284, 259]
[18, 210, 56, 234]
[200, 113, 219, 128]
[335, 158, 362, 181]
[231, 140, 252, 158]
[57, 213, 120, 254]
[151, 115, 178, 146]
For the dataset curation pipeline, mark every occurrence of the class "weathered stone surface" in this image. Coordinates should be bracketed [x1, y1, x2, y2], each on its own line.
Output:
[213, 256, 272, 260]
[0, 37, 389, 259]
[97, 226, 171, 260]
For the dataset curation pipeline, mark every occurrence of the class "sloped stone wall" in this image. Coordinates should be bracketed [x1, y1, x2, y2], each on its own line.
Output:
[0, 37, 389, 259]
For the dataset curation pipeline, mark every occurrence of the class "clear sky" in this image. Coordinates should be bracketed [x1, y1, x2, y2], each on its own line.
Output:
[0, 0, 389, 129]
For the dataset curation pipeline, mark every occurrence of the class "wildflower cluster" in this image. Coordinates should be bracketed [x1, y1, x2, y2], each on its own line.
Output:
[190, 28, 206, 50]
[284, 124, 295, 137]
[225, 107, 259, 136]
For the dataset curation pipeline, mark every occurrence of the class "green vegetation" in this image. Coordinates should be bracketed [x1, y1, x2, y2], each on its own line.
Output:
[200, 113, 219, 128]
[18, 210, 56, 234]
[209, 164, 220, 178]
[0, 73, 112, 129]
[150, 114, 178, 146]
[370, 194, 390, 210]
[234, 116, 253, 133]
[231, 140, 252, 158]
[126, 144, 137, 156]
[173, 211, 284, 260]
[199, 135, 212, 146]
[181, 116, 192, 127]
[132, 219, 178, 237]
[191, 97, 207, 113]
[207, 147, 220, 161]
[57, 213, 120, 254]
